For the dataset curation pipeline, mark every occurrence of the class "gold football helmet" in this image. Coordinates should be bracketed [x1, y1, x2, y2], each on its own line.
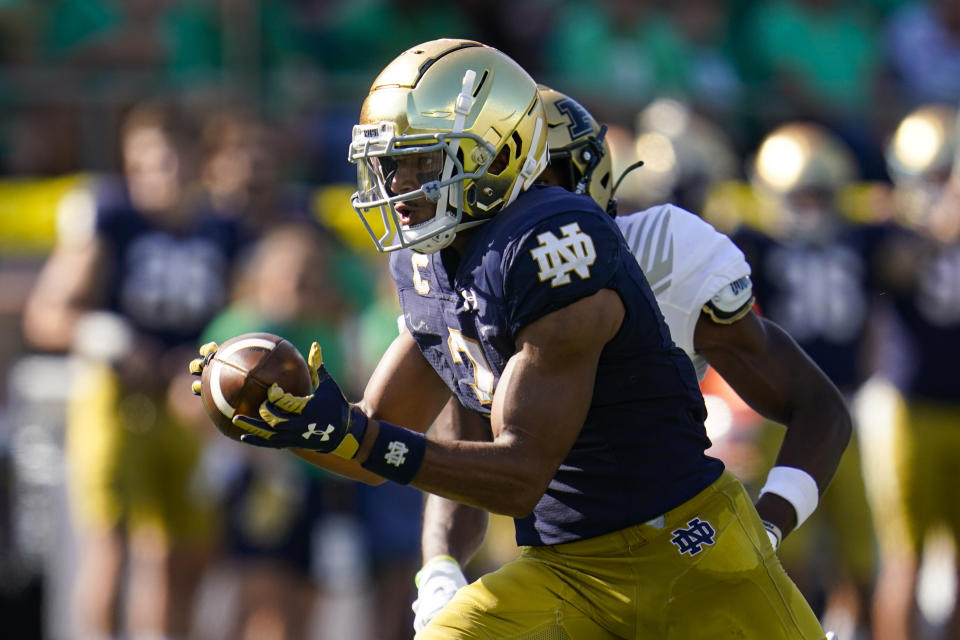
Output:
[885, 103, 958, 230]
[539, 85, 615, 214]
[749, 122, 858, 237]
[348, 39, 548, 253]
[886, 103, 958, 185]
[750, 122, 857, 197]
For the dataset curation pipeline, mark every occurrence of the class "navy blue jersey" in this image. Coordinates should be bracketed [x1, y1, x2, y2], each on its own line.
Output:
[884, 231, 960, 402]
[733, 223, 891, 393]
[96, 204, 240, 348]
[391, 185, 722, 546]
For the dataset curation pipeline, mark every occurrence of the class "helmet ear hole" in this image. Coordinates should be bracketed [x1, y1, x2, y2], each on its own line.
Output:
[598, 170, 610, 189]
[489, 146, 511, 176]
[466, 183, 478, 205]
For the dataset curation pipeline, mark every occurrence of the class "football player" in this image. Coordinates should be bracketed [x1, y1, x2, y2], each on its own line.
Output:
[410, 86, 854, 633]
[193, 39, 843, 638]
[736, 122, 895, 638]
[23, 101, 241, 640]
[865, 103, 960, 640]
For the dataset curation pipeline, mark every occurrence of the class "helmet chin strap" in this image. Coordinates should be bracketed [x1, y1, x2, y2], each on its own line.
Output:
[434, 69, 477, 219]
[574, 124, 608, 195]
[404, 69, 477, 254]
[506, 114, 547, 207]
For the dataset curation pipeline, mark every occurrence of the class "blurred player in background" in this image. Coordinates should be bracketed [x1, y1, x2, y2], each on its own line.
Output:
[732, 122, 886, 638]
[194, 39, 845, 639]
[864, 103, 960, 640]
[198, 222, 423, 640]
[22, 100, 241, 640]
[197, 222, 347, 640]
[198, 108, 313, 244]
[411, 85, 852, 634]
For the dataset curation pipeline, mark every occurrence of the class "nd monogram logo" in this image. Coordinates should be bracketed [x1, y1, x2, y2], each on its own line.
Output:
[530, 223, 596, 287]
[670, 517, 716, 556]
[384, 441, 409, 467]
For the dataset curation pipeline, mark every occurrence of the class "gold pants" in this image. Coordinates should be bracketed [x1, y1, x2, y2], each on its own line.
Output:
[419, 472, 825, 639]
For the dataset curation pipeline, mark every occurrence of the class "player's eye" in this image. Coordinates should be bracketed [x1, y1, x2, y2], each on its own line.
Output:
[413, 151, 443, 175]
[375, 156, 397, 179]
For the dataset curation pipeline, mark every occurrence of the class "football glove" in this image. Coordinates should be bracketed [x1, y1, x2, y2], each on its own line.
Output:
[188, 341, 219, 396]
[412, 556, 468, 633]
[762, 520, 782, 551]
[232, 342, 368, 458]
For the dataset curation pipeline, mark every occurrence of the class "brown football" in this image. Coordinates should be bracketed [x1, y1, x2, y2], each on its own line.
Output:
[199, 332, 312, 442]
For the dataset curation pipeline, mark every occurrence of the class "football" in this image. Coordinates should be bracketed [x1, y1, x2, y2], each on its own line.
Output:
[199, 332, 313, 442]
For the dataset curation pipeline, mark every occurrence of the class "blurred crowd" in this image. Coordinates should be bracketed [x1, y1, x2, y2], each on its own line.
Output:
[0, 1, 958, 639]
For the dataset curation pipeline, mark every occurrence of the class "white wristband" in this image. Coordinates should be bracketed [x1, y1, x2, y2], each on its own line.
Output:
[758, 466, 819, 529]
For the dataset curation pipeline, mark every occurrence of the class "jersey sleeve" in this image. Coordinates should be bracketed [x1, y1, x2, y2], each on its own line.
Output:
[616, 204, 752, 359]
[502, 211, 622, 337]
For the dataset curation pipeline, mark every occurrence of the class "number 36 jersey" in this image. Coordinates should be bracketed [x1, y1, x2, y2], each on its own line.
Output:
[390, 185, 723, 546]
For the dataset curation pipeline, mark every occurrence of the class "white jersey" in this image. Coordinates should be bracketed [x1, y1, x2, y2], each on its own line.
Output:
[616, 203, 752, 380]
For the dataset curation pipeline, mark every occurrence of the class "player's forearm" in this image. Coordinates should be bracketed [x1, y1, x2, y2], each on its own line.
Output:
[751, 338, 851, 539]
[356, 419, 549, 517]
[360, 331, 451, 430]
[770, 389, 850, 495]
[421, 493, 489, 566]
[289, 449, 386, 485]
[421, 400, 493, 565]
[704, 316, 851, 492]
[758, 322, 852, 493]
[22, 297, 90, 352]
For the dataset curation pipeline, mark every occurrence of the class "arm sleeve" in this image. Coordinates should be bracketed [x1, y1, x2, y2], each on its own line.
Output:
[617, 204, 751, 358]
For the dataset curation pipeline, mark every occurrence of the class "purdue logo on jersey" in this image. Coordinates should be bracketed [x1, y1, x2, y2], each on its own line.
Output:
[530, 222, 596, 287]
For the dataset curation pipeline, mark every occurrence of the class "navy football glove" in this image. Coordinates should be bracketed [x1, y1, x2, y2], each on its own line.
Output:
[232, 342, 368, 458]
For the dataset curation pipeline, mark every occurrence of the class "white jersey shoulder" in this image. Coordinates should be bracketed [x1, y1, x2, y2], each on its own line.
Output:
[616, 203, 751, 379]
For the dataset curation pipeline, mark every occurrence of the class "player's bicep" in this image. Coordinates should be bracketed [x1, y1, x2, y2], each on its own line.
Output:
[695, 311, 821, 424]
[359, 329, 450, 432]
[491, 289, 623, 479]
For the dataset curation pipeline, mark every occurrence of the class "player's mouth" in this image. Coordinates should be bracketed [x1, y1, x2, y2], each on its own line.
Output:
[397, 201, 432, 228]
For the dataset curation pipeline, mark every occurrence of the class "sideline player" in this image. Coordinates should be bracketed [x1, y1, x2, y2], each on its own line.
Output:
[864, 103, 960, 640]
[411, 86, 854, 632]
[193, 40, 845, 639]
[24, 101, 240, 639]
[733, 122, 885, 637]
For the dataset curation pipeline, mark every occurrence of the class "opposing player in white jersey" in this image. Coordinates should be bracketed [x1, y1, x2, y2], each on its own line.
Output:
[412, 87, 852, 633]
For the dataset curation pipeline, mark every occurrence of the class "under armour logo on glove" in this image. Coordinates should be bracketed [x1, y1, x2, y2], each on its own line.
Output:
[302, 423, 336, 441]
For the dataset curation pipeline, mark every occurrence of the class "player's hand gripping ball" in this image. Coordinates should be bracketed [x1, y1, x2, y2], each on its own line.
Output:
[189, 332, 312, 442]
[229, 341, 368, 458]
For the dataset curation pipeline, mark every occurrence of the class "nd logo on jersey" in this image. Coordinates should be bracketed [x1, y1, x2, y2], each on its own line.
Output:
[530, 222, 596, 287]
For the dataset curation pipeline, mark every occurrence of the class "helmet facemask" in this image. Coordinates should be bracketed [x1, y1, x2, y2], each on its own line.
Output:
[350, 121, 496, 254]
